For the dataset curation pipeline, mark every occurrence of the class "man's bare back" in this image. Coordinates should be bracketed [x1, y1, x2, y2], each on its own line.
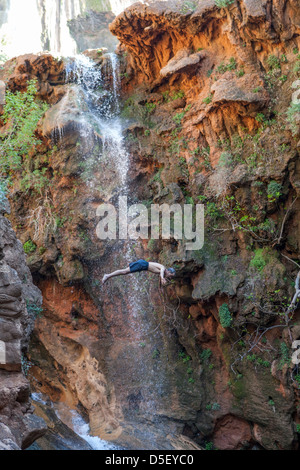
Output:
[102, 259, 175, 285]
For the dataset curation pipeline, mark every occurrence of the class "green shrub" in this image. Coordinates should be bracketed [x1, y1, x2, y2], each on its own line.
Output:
[179, 351, 191, 363]
[215, 0, 234, 8]
[266, 54, 281, 71]
[205, 442, 214, 450]
[250, 248, 273, 272]
[267, 180, 282, 200]
[211, 402, 221, 411]
[23, 239, 37, 254]
[203, 94, 212, 104]
[217, 57, 237, 73]
[173, 111, 186, 125]
[180, 1, 198, 13]
[200, 349, 212, 361]
[294, 374, 300, 385]
[21, 354, 31, 376]
[152, 349, 160, 359]
[219, 303, 232, 328]
[217, 151, 234, 168]
[0, 179, 8, 205]
[0, 80, 49, 175]
[26, 300, 43, 319]
[279, 342, 290, 369]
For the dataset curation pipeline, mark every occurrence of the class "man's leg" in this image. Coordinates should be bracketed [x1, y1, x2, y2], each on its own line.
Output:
[102, 267, 130, 284]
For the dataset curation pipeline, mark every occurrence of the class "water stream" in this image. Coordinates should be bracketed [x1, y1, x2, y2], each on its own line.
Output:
[67, 51, 166, 412]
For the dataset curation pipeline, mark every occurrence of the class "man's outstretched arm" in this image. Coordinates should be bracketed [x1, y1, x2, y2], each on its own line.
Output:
[160, 266, 167, 285]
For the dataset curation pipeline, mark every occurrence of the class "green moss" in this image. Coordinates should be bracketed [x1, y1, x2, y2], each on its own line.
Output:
[232, 377, 247, 401]
[250, 247, 274, 272]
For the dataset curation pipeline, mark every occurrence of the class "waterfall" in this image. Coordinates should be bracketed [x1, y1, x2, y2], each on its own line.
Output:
[63, 53, 170, 435]
[0, 0, 151, 59]
[0, 0, 43, 57]
[65, 53, 129, 187]
[40, 0, 82, 56]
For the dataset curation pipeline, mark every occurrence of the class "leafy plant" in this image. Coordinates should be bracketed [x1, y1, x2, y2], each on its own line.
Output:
[180, 1, 198, 13]
[23, 239, 37, 254]
[205, 442, 214, 450]
[0, 179, 8, 205]
[217, 57, 237, 73]
[203, 94, 213, 104]
[200, 349, 212, 362]
[250, 248, 268, 271]
[211, 402, 221, 411]
[21, 354, 31, 376]
[217, 151, 234, 168]
[152, 348, 160, 359]
[215, 0, 234, 8]
[26, 300, 43, 320]
[266, 54, 281, 71]
[179, 351, 191, 363]
[279, 342, 290, 369]
[0, 80, 49, 176]
[219, 303, 232, 328]
[0, 37, 8, 65]
[267, 180, 282, 201]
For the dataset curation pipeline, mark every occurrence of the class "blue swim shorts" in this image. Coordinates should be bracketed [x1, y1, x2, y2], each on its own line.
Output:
[129, 259, 149, 273]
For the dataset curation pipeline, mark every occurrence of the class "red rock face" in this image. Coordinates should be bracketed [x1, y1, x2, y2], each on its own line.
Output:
[1, 0, 300, 450]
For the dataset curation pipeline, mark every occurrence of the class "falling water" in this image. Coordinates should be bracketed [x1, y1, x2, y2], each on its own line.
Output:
[0, 0, 150, 59]
[32, 392, 120, 450]
[0, 0, 43, 57]
[41, 0, 82, 56]
[64, 52, 169, 428]
[65, 53, 129, 187]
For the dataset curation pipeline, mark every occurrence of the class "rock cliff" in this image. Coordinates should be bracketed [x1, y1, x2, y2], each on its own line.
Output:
[0, 193, 45, 449]
[1, 0, 300, 450]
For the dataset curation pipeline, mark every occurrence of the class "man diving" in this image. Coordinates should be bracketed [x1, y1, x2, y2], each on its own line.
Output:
[102, 259, 176, 286]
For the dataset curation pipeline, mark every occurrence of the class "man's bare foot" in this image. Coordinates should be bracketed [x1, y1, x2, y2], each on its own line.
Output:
[102, 274, 109, 284]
